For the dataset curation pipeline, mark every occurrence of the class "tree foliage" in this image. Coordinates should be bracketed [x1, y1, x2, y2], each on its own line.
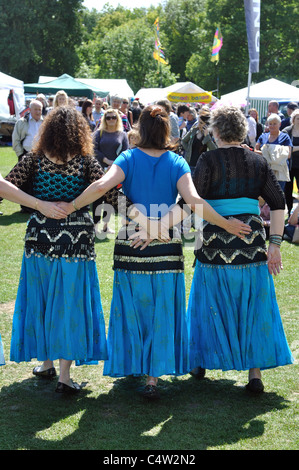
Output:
[0, 0, 298, 95]
[0, 0, 83, 83]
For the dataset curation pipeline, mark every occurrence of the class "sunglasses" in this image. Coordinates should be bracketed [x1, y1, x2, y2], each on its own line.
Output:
[106, 115, 117, 120]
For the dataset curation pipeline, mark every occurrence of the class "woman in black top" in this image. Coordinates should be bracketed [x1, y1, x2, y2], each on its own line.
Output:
[162, 105, 294, 393]
[2, 106, 130, 394]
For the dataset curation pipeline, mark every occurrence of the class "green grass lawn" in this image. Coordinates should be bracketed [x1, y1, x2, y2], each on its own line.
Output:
[0, 146, 298, 451]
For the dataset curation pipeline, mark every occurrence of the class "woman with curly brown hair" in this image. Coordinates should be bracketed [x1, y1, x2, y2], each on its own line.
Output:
[4, 106, 130, 394]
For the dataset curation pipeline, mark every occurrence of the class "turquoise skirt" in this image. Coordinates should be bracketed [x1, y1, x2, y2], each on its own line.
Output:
[188, 261, 294, 371]
[0, 334, 5, 365]
[103, 270, 189, 377]
[10, 254, 108, 363]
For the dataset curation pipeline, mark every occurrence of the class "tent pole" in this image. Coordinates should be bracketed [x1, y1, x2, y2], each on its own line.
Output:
[216, 62, 219, 98]
[246, 63, 251, 115]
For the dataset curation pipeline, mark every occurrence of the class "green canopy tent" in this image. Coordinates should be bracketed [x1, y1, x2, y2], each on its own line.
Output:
[24, 74, 108, 99]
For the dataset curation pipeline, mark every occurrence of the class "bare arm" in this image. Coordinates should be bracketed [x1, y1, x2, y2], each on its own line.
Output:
[64, 164, 126, 213]
[266, 209, 285, 276]
[288, 205, 299, 225]
[0, 176, 67, 219]
[254, 142, 263, 155]
[175, 173, 252, 236]
[131, 172, 252, 246]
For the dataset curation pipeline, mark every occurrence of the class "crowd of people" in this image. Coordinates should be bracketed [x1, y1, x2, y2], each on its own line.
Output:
[0, 90, 296, 399]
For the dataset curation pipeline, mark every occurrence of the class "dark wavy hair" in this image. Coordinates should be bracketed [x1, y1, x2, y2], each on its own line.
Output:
[135, 105, 176, 150]
[81, 99, 93, 118]
[32, 106, 93, 162]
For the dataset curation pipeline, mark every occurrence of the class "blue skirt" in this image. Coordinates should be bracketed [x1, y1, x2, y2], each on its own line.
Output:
[103, 270, 189, 377]
[188, 261, 294, 371]
[10, 254, 108, 363]
[0, 334, 5, 365]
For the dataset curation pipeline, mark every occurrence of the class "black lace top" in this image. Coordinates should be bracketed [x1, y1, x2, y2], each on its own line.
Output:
[192, 147, 285, 209]
[181, 148, 286, 266]
[4, 153, 131, 261]
[4, 152, 129, 210]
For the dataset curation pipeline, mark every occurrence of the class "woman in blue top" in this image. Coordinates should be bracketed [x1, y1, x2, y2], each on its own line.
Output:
[255, 113, 292, 190]
[62, 105, 251, 400]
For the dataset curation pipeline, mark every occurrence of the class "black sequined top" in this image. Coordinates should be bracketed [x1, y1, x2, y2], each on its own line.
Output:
[4, 153, 131, 261]
[184, 147, 286, 266]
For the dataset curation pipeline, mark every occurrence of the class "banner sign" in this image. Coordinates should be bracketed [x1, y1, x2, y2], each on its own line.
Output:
[244, 0, 261, 73]
[167, 92, 212, 103]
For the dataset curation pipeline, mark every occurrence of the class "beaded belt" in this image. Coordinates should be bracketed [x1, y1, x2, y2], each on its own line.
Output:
[24, 210, 96, 261]
[196, 214, 268, 265]
[113, 225, 184, 274]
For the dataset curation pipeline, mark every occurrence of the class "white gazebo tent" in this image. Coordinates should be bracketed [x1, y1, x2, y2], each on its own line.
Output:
[0, 71, 25, 118]
[220, 78, 299, 119]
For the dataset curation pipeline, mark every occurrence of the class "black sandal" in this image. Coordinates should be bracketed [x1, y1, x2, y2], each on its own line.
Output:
[190, 367, 206, 380]
[33, 366, 57, 379]
[246, 378, 264, 393]
[142, 384, 160, 400]
[55, 380, 81, 395]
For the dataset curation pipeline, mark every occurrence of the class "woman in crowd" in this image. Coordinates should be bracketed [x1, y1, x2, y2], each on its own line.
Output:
[82, 99, 96, 131]
[2, 106, 130, 394]
[283, 109, 299, 215]
[53, 90, 68, 108]
[186, 107, 198, 132]
[58, 105, 251, 400]
[120, 98, 133, 127]
[181, 107, 217, 176]
[174, 105, 293, 392]
[92, 107, 129, 233]
[36, 94, 49, 116]
[254, 113, 292, 190]
[248, 108, 263, 141]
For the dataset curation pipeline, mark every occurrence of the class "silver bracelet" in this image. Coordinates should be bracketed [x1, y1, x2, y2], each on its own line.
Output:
[72, 200, 79, 211]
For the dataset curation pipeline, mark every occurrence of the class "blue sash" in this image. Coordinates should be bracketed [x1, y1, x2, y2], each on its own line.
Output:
[205, 197, 260, 217]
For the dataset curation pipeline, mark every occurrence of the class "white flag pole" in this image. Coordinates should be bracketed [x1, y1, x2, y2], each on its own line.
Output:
[246, 64, 252, 115]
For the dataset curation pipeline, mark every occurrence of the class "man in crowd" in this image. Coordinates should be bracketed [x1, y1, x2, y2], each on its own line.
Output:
[280, 102, 299, 130]
[12, 99, 43, 160]
[156, 99, 180, 143]
[12, 99, 43, 212]
[93, 98, 104, 126]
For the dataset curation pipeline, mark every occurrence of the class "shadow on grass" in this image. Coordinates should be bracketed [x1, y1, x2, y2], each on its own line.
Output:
[0, 211, 30, 226]
[0, 373, 290, 451]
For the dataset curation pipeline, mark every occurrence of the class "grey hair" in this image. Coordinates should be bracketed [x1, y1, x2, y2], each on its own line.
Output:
[209, 105, 248, 143]
[267, 113, 281, 123]
[110, 94, 122, 103]
[30, 99, 43, 109]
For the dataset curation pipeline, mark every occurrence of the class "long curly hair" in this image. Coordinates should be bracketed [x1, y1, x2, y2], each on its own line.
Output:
[32, 106, 93, 162]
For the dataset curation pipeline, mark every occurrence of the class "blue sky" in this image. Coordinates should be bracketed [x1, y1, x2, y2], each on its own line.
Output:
[83, 0, 162, 11]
